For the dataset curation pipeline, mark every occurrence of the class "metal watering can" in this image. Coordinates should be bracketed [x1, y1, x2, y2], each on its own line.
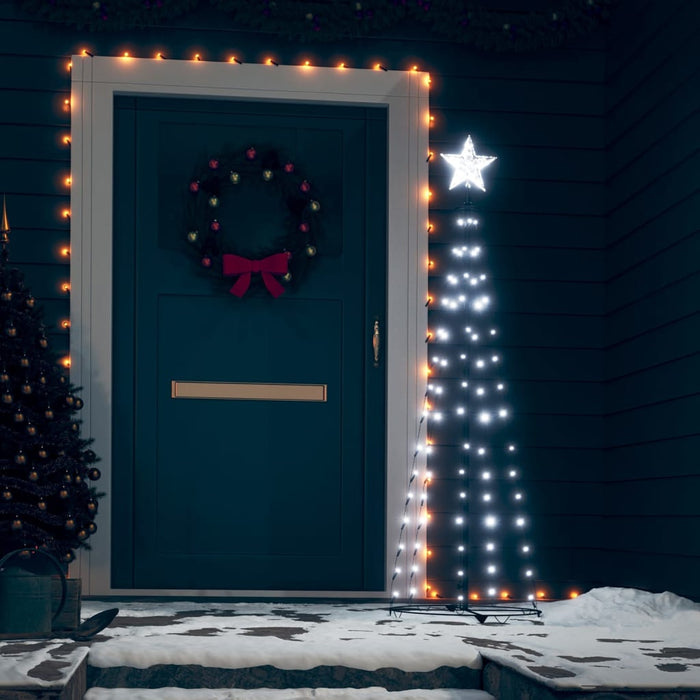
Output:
[0, 549, 66, 639]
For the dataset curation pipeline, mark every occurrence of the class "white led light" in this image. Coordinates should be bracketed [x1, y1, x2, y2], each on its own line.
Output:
[508, 444, 516, 452]
[488, 587, 496, 596]
[478, 411, 492, 424]
[456, 406, 465, 415]
[490, 329, 497, 336]
[515, 517, 526, 527]
[514, 492, 522, 500]
[482, 471, 491, 480]
[476, 387, 485, 396]
[476, 359, 486, 368]
[459, 491, 467, 499]
[461, 381, 468, 388]
[459, 353, 467, 360]
[522, 545, 530, 553]
[458, 595, 464, 601]
[497, 383, 504, 391]
[410, 588, 417, 595]
[509, 469, 517, 477]
[487, 565, 496, 574]
[455, 516, 464, 525]
[480, 274, 487, 281]
[465, 326, 472, 333]
[471, 334, 479, 341]
[432, 412, 443, 422]
[527, 593, 534, 601]
[434, 386, 443, 395]
[463, 442, 471, 450]
[525, 569, 533, 577]
[458, 545, 465, 552]
[499, 409, 508, 418]
[458, 570, 464, 577]
[440, 359, 448, 367]
[486, 542, 495, 551]
[484, 515, 497, 528]
[447, 274, 458, 285]
[491, 355, 499, 362]
[395, 567, 402, 574]
[483, 493, 492, 502]
[458, 468, 465, 475]
[477, 447, 486, 456]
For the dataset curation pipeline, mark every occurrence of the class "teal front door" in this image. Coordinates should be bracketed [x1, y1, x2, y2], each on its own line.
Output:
[111, 96, 387, 591]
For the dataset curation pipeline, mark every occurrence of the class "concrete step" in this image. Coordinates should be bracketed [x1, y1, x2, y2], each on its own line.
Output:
[84, 689, 495, 699]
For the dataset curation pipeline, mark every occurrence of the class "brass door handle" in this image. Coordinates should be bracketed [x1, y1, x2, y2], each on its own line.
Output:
[372, 320, 380, 367]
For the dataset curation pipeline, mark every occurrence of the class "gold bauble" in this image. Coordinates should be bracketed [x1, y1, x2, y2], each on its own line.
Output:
[186, 231, 198, 243]
[305, 244, 317, 257]
[37, 499, 47, 511]
[22, 383, 32, 395]
[282, 272, 292, 282]
[229, 171, 241, 184]
[19, 356, 29, 368]
[2, 489, 12, 501]
[28, 470, 39, 482]
[310, 200, 321, 212]
[59, 487, 69, 499]
[13, 411, 25, 423]
[1, 290, 12, 301]
[262, 169, 273, 181]
[26, 423, 37, 436]
[2, 392, 13, 404]
[11, 519, 22, 531]
[65, 518, 76, 530]
[45, 408, 54, 420]
[14, 452, 27, 465]
[26, 296, 35, 308]
[208, 195, 219, 208]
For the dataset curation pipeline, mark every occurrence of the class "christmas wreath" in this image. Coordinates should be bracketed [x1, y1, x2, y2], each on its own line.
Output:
[185, 146, 321, 298]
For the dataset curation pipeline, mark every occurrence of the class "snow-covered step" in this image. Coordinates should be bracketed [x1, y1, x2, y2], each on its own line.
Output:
[85, 688, 495, 700]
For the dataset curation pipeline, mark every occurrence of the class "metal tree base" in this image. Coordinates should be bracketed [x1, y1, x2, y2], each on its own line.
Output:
[390, 599, 542, 625]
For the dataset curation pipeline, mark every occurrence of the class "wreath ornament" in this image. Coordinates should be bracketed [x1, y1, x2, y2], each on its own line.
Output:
[185, 146, 321, 298]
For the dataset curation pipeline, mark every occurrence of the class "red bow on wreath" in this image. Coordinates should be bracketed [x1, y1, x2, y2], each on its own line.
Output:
[222, 252, 289, 298]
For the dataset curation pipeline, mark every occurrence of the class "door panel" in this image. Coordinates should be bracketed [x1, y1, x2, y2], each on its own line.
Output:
[112, 96, 387, 591]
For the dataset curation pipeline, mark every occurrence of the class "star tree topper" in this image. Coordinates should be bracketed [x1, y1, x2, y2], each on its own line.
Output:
[440, 135, 497, 191]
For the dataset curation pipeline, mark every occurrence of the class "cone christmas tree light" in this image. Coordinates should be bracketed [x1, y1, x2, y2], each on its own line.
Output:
[0, 197, 100, 565]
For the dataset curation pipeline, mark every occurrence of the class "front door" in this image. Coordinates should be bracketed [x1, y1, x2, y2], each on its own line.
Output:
[111, 96, 387, 591]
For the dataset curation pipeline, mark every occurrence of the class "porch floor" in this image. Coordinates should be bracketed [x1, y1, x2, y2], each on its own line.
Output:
[1, 588, 699, 699]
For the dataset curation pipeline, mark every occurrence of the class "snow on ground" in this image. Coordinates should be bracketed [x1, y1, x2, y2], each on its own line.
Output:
[80, 588, 700, 691]
[84, 688, 495, 699]
[2, 588, 699, 693]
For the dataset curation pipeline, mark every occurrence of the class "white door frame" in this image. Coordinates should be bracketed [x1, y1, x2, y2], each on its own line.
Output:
[70, 56, 428, 597]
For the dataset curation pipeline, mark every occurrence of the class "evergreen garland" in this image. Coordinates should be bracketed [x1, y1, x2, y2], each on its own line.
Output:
[15, 0, 613, 52]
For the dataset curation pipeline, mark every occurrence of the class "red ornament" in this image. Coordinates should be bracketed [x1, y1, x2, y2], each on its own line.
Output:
[210, 220, 221, 232]
[298, 222, 310, 233]
[201, 256, 212, 268]
[300, 180, 311, 193]
[189, 180, 200, 193]
[283, 161, 295, 173]
[245, 147, 257, 160]
[208, 158, 220, 170]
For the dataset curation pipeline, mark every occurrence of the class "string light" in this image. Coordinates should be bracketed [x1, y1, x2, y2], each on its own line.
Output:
[425, 135, 538, 604]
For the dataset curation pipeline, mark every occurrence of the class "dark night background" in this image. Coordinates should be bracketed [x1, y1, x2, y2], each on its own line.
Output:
[0, 0, 698, 600]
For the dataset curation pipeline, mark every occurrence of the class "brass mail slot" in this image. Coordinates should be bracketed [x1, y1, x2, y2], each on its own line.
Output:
[171, 380, 327, 402]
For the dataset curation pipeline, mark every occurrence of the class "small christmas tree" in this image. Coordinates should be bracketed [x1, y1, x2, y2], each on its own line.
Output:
[0, 197, 100, 567]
